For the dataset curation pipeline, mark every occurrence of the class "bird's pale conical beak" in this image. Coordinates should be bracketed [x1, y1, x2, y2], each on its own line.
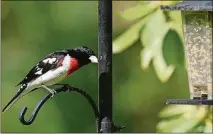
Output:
[89, 55, 98, 63]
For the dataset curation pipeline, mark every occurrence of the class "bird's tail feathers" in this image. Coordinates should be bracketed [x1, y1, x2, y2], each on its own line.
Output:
[2, 84, 27, 113]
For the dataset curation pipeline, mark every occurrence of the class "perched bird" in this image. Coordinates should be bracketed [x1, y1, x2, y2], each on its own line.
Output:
[2, 46, 98, 112]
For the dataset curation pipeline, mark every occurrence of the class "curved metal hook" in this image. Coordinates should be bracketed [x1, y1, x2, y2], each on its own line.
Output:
[19, 84, 99, 125]
[19, 93, 51, 125]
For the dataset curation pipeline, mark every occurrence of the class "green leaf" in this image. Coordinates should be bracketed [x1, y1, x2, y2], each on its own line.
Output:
[157, 117, 186, 132]
[169, 11, 182, 24]
[157, 113, 200, 132]
[120, 3, 157, 21]
[113, 17, 148, 54]
[141, 9, 170, 48]
[161, 1, 182, 6]
[140, 49, 153, 70]
[171, 118, 201, 132]
[153, 54, 175, 83]
[169, 11, 184, 43]
[140, 9, 174, 82]
[158, 105, 211, 132]
[190, 125, 205, 133]
[204, 119, 213, 132]
[159, 105, 197, 118]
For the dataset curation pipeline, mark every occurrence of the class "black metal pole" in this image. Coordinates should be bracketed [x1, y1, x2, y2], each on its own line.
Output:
[98, 0, 113, 133]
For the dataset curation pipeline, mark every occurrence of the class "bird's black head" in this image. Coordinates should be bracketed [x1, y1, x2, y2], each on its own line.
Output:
[68, 46, 98, 66]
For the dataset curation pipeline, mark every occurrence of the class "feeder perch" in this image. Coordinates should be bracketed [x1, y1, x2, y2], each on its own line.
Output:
[161, 1, 213, 105]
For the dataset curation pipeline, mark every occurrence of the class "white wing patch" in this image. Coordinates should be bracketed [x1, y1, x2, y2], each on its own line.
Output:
[35, 66, 41, 70]
[43, 58, 57, 64]
[35, 69, 43, 75]
[42, 58, 49, 63]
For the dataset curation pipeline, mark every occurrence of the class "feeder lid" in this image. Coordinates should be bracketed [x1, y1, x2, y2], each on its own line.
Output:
[160, 1, 213, 11]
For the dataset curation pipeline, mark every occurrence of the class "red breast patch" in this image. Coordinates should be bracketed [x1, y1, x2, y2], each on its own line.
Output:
[67, 58, 80, 76]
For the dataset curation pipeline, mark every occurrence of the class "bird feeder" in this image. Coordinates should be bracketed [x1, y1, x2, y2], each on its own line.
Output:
[161, 1, 213, 105]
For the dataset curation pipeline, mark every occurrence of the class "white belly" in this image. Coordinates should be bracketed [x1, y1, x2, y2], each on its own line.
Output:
[27, 54, 71, 90]
[27, 66, 68, 90]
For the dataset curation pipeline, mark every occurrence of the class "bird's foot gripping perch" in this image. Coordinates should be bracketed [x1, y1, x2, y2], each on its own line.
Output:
[51, 90, 57, 98]
[49, 89, 57, 98]
[41, 85, 57, 98]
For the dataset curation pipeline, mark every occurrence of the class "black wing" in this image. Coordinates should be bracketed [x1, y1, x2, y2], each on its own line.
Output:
[16, 50, 69, 86]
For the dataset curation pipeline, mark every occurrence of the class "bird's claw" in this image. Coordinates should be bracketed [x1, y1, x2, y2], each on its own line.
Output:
[50, 90, 57, 98]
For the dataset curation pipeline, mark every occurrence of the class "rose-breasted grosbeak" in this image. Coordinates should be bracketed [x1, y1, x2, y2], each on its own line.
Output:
[2, 46, 98, 112]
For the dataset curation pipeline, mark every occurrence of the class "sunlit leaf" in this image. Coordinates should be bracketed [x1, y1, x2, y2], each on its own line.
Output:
[138, 1, 150, 5]
[120, 3, 157, 21]
[157, 110, 200, 132]
[169, 11, 182, 24]
[195, 106, 208, 121]
[160, 1, 181, 6]
[158, 105, 212, 133]
[159, 105, 196, 118]
[157, 117, 186, 132]
[169, 11, 184, 43]
[141, 9, 174, 82]
[140, 1, 175, 7]
[140, 49, 153, 70]
[113, 17, 148, 54]
[171, 118, 201, 132]
[141, 9, 170, 47]
[190, 125, 205, 133]
[153, 54, 175, 82]
[204, 119, 213, 132]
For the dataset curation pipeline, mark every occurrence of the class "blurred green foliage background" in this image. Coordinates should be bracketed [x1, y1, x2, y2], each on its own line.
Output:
[1, 1, 212, 133]
[113, 1, 212, 133]
[2, 1, 98, 133]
